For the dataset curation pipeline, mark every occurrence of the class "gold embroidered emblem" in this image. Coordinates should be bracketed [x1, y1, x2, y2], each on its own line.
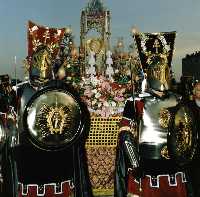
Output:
[36, 103, 72, 136]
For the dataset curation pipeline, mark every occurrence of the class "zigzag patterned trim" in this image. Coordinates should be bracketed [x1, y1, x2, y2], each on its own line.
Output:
[133, 172, 187, 188]
[18, 180, 74, 196]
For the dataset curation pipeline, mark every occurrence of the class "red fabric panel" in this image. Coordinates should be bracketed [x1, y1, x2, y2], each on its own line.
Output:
[127, 173, 188, 197]
[27, 20, 65, 59]
[135, 100, 144, 118]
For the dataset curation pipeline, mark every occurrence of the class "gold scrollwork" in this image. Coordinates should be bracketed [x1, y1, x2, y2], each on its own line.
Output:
[161, 145, 170, 159]
[159, 108, 170, 128]
[175, 110, 193, 156]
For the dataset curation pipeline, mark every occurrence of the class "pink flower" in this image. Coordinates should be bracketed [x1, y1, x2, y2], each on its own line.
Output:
[100, 106, 112, 118]
[84, 88, 94, 98]
[99, 96, 107, 102]
[101, 81, 111, 92]
[113, 88, 126, 102]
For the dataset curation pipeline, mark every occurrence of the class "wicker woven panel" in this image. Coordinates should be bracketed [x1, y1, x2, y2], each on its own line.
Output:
[85, 116, 122, 196]
[86, 116, 121, 147]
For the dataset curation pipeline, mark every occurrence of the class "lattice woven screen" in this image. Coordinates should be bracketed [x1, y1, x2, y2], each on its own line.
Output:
[86, 116, 121, 147]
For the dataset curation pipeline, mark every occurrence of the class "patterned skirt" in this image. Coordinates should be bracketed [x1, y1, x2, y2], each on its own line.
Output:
[127, 171, 188, 197]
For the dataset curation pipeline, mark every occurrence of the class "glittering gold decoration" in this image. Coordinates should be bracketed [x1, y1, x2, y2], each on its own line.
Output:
[146, 53, 169, 85]
[32, 47, 52, 80]
[161, 145, 170, 159]
[80, 0, 111, 76]
[136, 32, 174, 86]
[159, 108, 171, 128]
[175, 108, 193, 156]
[36, 103, 72, 136]
[87, 38, 104, 54]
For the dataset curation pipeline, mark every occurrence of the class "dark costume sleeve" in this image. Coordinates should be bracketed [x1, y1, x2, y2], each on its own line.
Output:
[114, 100, 139, 197]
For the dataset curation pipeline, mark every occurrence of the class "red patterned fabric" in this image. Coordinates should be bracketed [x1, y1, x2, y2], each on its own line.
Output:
[18, 181, 73, 197]
[127, 172, 188, 197]
[27, 20, 65, 59]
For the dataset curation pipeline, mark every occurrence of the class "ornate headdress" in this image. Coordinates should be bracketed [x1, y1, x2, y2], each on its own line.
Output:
[27, 21, 66, 85]
[134, 31, 176, 91]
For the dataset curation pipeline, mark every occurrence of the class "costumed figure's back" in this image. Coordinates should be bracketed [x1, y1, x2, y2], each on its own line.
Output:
[0, 75, 16, 194]
[115, 31, 197, 197]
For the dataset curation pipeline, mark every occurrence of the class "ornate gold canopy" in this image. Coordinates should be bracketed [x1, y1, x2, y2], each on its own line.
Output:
[80, 0, 111, 75]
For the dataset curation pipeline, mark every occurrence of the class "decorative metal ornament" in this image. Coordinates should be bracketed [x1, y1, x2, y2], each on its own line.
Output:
[161, 145, 170, 159]
[159, 108, 171, 128]
[36, 104, 72, 135]
[80, 0, 111, 75]
[174, 107, 193, 155]
[30, 45, 52, 84]
[167, 105, 198, 166]
[23, 86, 85, 150]
[87, 38, 104, 54]
[134, 31, 176, 88]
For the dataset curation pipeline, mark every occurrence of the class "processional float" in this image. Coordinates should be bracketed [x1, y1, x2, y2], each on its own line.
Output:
[0, 0, 143, 196]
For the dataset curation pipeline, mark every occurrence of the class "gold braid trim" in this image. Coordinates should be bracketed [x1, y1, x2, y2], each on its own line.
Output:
[119, 126, 131, 132]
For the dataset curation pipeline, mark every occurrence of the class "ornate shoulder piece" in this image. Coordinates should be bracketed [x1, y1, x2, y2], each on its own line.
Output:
[167, 104, 198, 166]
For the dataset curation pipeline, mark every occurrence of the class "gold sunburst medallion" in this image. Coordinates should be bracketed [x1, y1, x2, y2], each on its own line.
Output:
[36, 104, 72, 136]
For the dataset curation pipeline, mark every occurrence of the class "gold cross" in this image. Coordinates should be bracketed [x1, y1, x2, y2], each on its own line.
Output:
[153, 39, 160, 54]
[43, 30, 50, 44]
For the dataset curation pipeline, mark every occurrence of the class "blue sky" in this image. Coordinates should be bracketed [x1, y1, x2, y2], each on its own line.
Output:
[1, 0, 200, 81]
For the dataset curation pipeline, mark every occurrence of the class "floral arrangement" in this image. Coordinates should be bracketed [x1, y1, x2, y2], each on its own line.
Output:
[77, 75, 132, 117]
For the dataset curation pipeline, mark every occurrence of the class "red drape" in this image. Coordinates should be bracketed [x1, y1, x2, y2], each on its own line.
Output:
[27, 20, 65, 59]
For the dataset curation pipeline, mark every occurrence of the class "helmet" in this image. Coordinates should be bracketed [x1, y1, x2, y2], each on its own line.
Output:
[134, 31, 176, 91]
[29, 45, 52, 86]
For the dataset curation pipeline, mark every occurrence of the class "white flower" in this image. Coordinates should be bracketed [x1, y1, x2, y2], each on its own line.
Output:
[115, 69, 119, 73]
[110, 101, 117, 107]
[57, 29, 62, 36]
[90, 76, 99, 86]
[95, 92, 101, 98]
[98, 102, 102, 107]
[118, 107, 124, 113]
[103, 101, 109, 107]
[92, 99, 97, 105]
[92, 89, 97, 94]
